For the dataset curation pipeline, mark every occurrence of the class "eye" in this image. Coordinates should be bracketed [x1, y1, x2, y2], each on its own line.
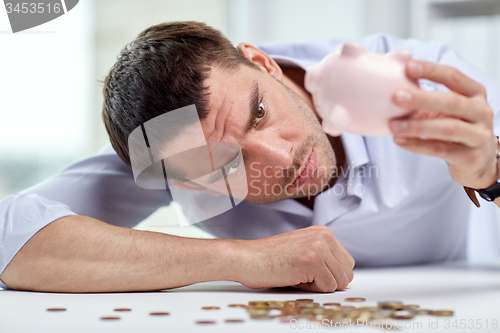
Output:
[254, 102, 266, 125]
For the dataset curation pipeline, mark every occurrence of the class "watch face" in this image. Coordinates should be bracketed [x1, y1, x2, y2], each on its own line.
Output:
[478, 191, 494, 202]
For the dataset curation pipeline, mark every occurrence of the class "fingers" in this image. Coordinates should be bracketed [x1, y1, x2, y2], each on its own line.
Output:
[405, 60, 486, 98]
[316, 226, 354, 282]
[393, 88, 490, 124]
[390, 117, 488, 147]
[392, 137, 469, 164]
[296, 262, 337, 293]
[323, 251, 350, 290]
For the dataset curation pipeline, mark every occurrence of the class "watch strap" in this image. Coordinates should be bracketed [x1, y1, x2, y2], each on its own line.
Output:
[478, 182, 500, 201]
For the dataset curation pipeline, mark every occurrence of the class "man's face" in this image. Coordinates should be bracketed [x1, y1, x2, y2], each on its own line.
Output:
[193, 63, 337, 204]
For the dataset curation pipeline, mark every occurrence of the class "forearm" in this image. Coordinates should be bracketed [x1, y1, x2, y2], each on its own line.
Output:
[0, 215, 237, 293]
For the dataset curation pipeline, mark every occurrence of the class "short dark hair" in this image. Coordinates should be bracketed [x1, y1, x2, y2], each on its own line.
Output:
[102, 21, 257, 166]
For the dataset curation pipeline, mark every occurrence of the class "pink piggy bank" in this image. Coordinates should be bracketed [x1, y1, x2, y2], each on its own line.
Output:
[304, 42, 419, 136]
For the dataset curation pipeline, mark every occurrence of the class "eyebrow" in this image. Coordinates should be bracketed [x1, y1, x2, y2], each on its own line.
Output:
[246, 81, 260, 132]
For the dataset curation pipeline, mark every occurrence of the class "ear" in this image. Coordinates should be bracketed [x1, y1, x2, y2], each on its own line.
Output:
[237, 42, 284, 81]
[170, 179, 221, 197]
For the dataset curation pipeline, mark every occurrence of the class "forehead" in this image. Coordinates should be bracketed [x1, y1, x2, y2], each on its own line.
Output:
[201, 65, 261, 138]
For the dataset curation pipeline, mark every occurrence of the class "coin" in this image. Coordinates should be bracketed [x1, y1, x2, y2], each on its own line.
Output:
[414, 309, 433, 315]
[196, 320, 216, 324]
[101, 316, 120, 320]
[402, 304, 419, 310]
[225, 319, 244, 323]
[248, 301, 268, 306]
[202, 306, 220, 310]
[114, 308, 131, 312]
[295, 298, 314, 302]
[46, 308, 66, 312]
[392, 310, 415, 320]
[345, 297, 366, 302]
[358, 306, 380, 312]
[228, 304, 247, 308]
[432, 310, 454, 317]
[150, 312, 170, 316]
[379, 302, 404, 310]
[323, 302, 341, 307]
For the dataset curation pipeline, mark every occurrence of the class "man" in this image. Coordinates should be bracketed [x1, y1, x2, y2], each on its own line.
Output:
[1, 21, 499, 293]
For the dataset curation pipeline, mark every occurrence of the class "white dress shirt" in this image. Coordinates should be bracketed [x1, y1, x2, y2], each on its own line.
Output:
[1, 34, 500, 290]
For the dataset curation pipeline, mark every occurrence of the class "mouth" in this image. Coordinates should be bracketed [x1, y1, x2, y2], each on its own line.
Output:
[290, 148, 318, 188]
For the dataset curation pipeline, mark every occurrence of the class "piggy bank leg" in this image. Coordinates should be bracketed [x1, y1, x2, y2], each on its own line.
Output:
[322, 104, 350, 136]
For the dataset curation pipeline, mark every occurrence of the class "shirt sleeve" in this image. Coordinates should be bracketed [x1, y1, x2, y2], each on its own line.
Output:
[0, 144, 171, 283]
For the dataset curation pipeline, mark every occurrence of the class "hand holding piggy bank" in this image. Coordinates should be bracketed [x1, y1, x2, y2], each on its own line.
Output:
[305, 42, 420, 136]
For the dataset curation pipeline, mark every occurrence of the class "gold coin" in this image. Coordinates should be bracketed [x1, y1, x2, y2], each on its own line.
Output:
[300, 302, 320, 308]
[358, 306, 380, 312]
[101, 316, 120, 320]
[392, 310, 415, 320]
[150, 312, 170, 316]
[345, 297, 366, 302]
[248, 301, 268, 306]
[202, 306, 220, 310]
[295, 298, 314, 302]
[371, 310, 394, 319]
[402, 304, 419, 310]
[323, 302, 341, 307]
[379, 302, 404, 310]
[228, 304, 246, 308]
[414, 309, 433, 315]
[432, 310, 454, 317]
[114, 308, 131, 312]
[225, 319, 244, 323]
[196, 320, 216, 324]
[46, 308, 66, 312]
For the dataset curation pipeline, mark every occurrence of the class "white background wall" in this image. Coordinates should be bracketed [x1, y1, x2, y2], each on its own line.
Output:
[1, 0, 499, 256]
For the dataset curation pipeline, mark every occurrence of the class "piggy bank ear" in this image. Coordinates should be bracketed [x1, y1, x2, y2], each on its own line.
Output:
[339, 42, 365, 57]
[388, 50, 412, 63]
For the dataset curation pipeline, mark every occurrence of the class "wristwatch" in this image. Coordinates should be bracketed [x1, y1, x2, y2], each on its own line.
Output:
[477, 183, 500, 202]
[464, 136, 500, 207]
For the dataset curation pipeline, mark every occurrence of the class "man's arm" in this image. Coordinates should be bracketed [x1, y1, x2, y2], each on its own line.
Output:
[0, 215, 354, 293]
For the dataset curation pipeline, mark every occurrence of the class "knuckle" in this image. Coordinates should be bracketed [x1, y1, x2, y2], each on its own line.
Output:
[478, 103, 493, 120]
[449, 68, 462, 85]
[446, 95, 463, 110]
[443, 122, 459, 136]
[477, 83, 487, 97]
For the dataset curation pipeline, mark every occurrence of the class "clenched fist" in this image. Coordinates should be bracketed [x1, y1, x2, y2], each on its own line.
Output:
[230, 225, 355, 293]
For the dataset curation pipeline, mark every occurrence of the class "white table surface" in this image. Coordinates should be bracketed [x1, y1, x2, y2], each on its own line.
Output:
[1, 260, 500, 333]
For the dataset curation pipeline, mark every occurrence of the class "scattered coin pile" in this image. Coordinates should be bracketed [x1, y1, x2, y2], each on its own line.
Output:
[217, 298, 454, 325]
[46, 297, 454, 325]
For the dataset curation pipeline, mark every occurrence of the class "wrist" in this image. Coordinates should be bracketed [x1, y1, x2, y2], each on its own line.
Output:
[209, 238, 247, 283]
